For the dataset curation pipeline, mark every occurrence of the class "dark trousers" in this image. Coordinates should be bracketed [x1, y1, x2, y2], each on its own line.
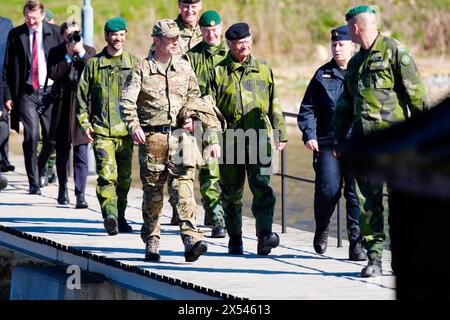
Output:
[0, 112, 10, 167]
[56, 142, 88, 195]
[19, 86, 55, 188]
[313, 146, 361, 242]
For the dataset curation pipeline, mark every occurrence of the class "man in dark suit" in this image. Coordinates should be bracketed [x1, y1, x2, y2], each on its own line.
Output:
[2, 0, 60, 194]
[0, 16, 14, 173]
[47, 21, 95, 207]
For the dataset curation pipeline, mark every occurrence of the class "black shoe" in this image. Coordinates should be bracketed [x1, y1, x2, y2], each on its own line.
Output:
[211, 221, 227, 238]
[75, 193, 88, 209]
[103, 215, 119, 236]
[361, 259, 383, 277]
[349, 241, 368, 261]
[228, 237, 243, 255]
[183, 236, 208, 262]
[39, 174, 48, 188]
[170, 207, 179, 225]
[0, 162, 14, 172]
[313, 227, 329, 254]
[118, 217, 133, 233]
[57, 185, 69, 205]
[257, 231, 280, 256]
[29, 185, 41, 195]
[144, 236, 161, 262]
[204, 212, 212, 227]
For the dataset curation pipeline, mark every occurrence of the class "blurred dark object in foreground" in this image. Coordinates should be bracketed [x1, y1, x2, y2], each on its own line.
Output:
[343, 95, 450, 300]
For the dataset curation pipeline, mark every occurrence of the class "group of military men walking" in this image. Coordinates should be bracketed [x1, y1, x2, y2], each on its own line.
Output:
[78, 1, 427, 275]
[3, 0, 427, 277]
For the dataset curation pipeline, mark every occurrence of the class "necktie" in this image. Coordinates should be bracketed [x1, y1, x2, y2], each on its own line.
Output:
[31, 30, 39, 90]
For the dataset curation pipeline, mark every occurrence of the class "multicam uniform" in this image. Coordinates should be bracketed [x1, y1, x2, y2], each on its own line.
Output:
[209, 53, 288, 238]
[334, 33, 427, 261]
[120, 53, 206, 243]
[186, 38, 228, 227]
[76, 48, 138, 220]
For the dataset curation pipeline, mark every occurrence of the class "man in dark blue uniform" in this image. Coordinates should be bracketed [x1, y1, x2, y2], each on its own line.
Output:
[297, 25, 366, 261]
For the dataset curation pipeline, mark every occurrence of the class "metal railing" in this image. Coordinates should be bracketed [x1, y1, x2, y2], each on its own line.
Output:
[275, 111, 343, 248]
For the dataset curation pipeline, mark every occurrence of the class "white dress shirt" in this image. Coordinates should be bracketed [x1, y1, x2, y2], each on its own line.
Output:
[27, 23, 53, 88]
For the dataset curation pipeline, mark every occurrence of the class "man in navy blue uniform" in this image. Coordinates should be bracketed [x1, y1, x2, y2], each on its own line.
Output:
[297, 25, 366, 261]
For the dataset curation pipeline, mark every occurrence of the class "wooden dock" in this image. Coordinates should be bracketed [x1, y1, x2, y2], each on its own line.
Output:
[0, 153, 395, 300]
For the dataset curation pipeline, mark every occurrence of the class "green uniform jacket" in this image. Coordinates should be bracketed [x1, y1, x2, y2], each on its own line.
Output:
[76, 47, 139, 137]
[174, 15, 203, 56]
[186, 38, 228, 95]
[334, 34, 427, 141]
[209, 53, 288, 142]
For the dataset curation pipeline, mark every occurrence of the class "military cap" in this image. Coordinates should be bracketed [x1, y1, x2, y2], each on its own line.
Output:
[345, 5, 376, 21]
[178, 0, 201, 3]
[331, 25, 351, 41]
[199, 10, 221, 27]
[104, 17, 127, 32]
[225, 23, 251, 41]
[152, 19, 181, 38]
[44, 9, 54, 22]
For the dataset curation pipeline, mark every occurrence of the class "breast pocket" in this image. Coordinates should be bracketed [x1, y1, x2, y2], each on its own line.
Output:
[369, 64, 394, 90]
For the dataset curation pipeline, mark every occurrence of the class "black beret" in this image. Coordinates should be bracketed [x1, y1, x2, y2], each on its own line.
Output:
[178, 0, 201, 4]
[225, 22, 251, 41]
[331, 25, 351, 41]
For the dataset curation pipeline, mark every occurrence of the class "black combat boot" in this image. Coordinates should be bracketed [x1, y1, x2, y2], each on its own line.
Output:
[118, 216, 133, 233]
[211, 220, 226, 238]
[257, 231, 280, 256]
[228, 236, 243, 255]
[204, 212, 212, 227]
[103, 215, 119, 236]
[57, 184, 69, 205]
[349, 240, 368, 261]
[145, 236, 160, 262]
[170, 207, 179, 225]
[313, 226, 329, 254]
[75, 193, 88, 209]
[183, 235, 208, 262]
[360, 259, 383, 277]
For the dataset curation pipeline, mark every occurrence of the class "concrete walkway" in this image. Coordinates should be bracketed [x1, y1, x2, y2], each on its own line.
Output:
[0, 153, 395, 300]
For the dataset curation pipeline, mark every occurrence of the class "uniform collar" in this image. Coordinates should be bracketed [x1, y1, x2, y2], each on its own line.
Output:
[147, 52, 181, 74]
[205, 38, 228, 56]
[99, 47, 133, 68]
[226, 53, 259, 74]
[175, 14, 199, 31]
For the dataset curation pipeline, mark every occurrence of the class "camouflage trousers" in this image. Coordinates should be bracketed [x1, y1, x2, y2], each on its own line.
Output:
[220, 160, 276, 238]
[38, 124, 56, 171]
[356, 176, 388, 261]
[93, 135, 133, 219]
[169, 158, 225, 225]
[139, 132, 202, 243]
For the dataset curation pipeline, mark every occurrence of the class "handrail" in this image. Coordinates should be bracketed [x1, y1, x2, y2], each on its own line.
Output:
[278, 112, 343, 247]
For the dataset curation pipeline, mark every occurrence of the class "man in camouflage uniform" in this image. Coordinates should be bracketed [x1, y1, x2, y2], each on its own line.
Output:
[77, 17, 138, 235]
[186, 10, 228, 238]
[209, 23, 288, 256]
[120, 19, 218, 262]
[168, 0, 204, 225]
[334, 6, 427, 277]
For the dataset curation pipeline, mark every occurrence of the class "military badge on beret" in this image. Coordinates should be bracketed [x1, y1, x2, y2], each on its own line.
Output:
[401, 54, 411, 66]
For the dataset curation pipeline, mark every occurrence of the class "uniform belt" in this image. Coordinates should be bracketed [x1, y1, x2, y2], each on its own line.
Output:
[142, 125, 175, 133]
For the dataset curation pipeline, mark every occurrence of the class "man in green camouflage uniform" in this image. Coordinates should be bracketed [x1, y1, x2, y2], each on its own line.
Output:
[77, 17, 138, 235]
[168, 0, 204, 225]
[120, 19, 218, 262]
[186, 10, 228, 237]
[334, 6, 427, 277]
[209, 23, 288, 256]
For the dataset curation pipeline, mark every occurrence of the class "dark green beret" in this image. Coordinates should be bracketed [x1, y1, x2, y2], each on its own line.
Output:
[345, 5, 376, 21]
[104, 17, 127, 32]
[199, 10, 221, 27]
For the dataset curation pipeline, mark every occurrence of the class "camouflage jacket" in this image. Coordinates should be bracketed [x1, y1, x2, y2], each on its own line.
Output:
[186, 38, 228, 95]
[209, 53, 288, 142]
[119, 53, 201, 133]
[174, 15, 203, 56]
[334, 33, 427, 142]
[76, 47, 139, 137]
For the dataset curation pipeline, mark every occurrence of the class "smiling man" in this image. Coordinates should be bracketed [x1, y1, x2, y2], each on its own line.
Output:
[174, 0, 203, 56]
[76, 17, 139, 236]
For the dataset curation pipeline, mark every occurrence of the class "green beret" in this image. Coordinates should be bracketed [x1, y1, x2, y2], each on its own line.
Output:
[199, 10, 221, 27]
[104, 17, 127, 32]
[345, 5, 376, 21]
